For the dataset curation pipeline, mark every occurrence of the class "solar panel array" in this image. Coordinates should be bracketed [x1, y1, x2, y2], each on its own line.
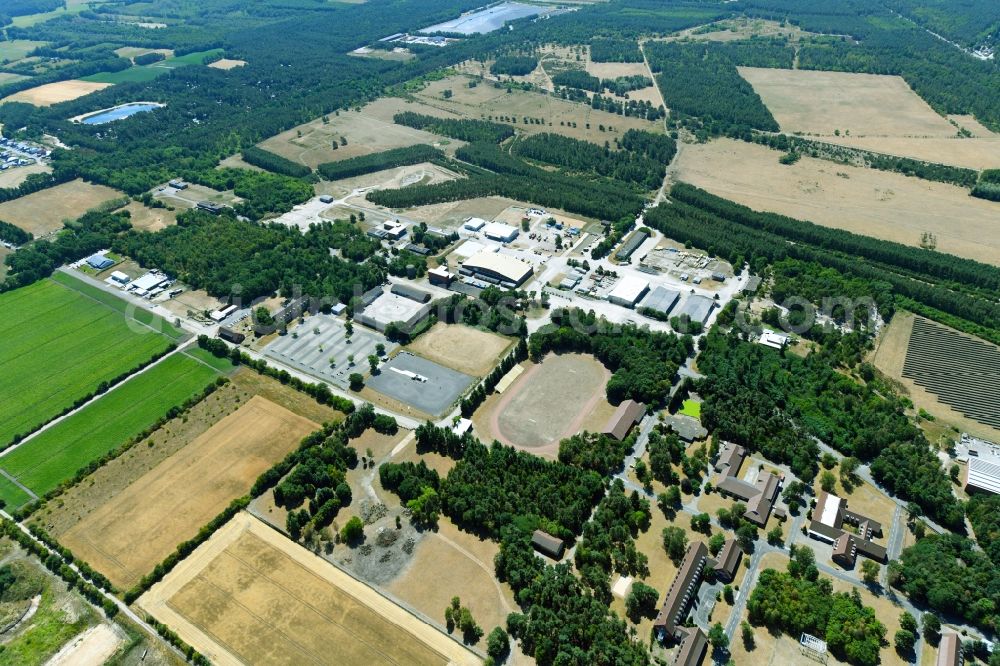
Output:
[902, 317, 1000, 428]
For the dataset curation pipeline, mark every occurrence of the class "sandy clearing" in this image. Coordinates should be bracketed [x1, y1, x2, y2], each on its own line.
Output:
[405, 322, 512, 377]
[208, 58, 246, 70]
[3, 80, 111, 106]
[139, 512, 479, 666]
[739, 67, 956, 138]
[60, 396, 318, 589]
[673, 138, 1000, 265]
[44, 624, 123, 666]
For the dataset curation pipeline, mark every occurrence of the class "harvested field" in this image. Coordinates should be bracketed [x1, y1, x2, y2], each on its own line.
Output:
[406, 322, 511, 376]
[822, 135, 1000, 170]
[207, 58, 246, 70]
[0, 352, 221, 507]
[385, 518, 515, 650]
[902, 317, 1000, 429]
[3, 80, 111, 106]
[739, 67, 955, 138]
[258, 97, 459, 169]
[490, 353, 611, 455]
[372, 195, 520, 232]
[414, 74, 664, 143]
[45, 624, 124, 666]
[0, 277, 176, 453]
[672, 139, 1000, 265]
[120, 200, 177, 231]
[0, 179, 124, 236]
[0, 162, 50, 189]
[139, 512, 479, 666]
[59, 396, 317, 589]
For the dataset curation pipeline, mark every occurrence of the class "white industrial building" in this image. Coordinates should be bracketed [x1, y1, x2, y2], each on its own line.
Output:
[483, 222, 519, 243]
[129, 271, 169, 297]
[460, 250, 533, 287]
[608, 275, 650, 308]
[966, 456, 1000, 495]
[759, 330, 789, 349]
[464, 217, 487, 232]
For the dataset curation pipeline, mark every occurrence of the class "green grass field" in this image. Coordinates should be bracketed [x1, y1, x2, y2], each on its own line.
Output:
[51, 272, 184, 340]
[82, 48, 225, 84]
[0, 353, 221, 505]
[679, 399, 702, 419]
[184, 345, 237, 372]
[0, 40, 47, 62]
[0, 477, 33, 512]
[0, 276, 181, 448]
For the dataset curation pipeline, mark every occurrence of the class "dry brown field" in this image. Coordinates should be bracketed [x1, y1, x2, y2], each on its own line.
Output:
[0, 162, 50, 189]
[121, 200, 178, 231]
[739, 67, 956, 137]
[0, 179, 124, 236]
[821, 135, 1000, 170]
[669, 17, 818, 43]
[258, 97, 460, 169]
[3, 80, 111, 106]
[207, 58, 246, 70]
[58, 395, 319, 589]
[405, 322, 511, 376]
[871, 312, 1000, 440]
[948, 114, 998, 138]
[414, 74, 664, 143]
[378, 195, 520, 231]
[139, 512, 479, 666]
[385, 518, 516, 650]
[672, 138, 1000, 265]
[318, 161, 461, 199]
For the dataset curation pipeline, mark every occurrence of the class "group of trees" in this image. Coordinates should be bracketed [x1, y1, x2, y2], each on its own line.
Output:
[393, 112, 514, 144]
[551, 69, 602, 92]
[459, 337, 528, 417]
[184, 168, 313, 220]
[748, 546, 886, 666]
[972, 169, 1000, 202]
[512, 132, 666, 190]
[528, 307, 693, 406]
[588, 93, 666, 121]
[558, 431, 636, 477]
[317, 144, 443, 181]
[490, 54, 538, 76]
[241, 146, 312, 179]
[112, 212, 385, 303]
[644, 41, 778, 137]
[600, 74, 652, 96]
[0, 220, 33, 246]
[589, 37, 643, 63]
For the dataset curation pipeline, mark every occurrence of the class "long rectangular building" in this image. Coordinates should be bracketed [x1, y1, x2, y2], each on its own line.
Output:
[653, 542, 709, 642]
[461, 250, 533, 288]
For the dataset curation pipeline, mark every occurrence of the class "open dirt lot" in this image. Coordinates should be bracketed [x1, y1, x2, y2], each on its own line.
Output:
[405, 322, 511, 377]
[3, 80, 111, 106]
[739, 67, 956, 138]
[414, 74, 664, 144]
[139, 512, 478, 666]
[0, 179, 123, 236]
[58, 396, 318, 589]
[673, 138, 1000, 265]
[872, 312, 1000, 440]
[120, 200, 178, 231]
[45, 623, 124, 666]
[0, 162, 50, 189]
[259, 97, 460, 169]
[488, 353, 612, 455]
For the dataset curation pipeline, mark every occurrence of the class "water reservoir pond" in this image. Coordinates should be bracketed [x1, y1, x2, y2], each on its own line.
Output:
[80, 102, 164, 125]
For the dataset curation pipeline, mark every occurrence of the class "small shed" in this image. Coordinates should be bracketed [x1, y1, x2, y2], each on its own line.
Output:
[531, 530, 565, 560]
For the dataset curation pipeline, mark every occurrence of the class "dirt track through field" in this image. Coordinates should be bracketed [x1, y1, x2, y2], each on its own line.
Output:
[61, 396, 317, 589]
[139, 512, 479, 666]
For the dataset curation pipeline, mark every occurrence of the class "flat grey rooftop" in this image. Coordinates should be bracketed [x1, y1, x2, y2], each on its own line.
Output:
[367, 352, 474, 416]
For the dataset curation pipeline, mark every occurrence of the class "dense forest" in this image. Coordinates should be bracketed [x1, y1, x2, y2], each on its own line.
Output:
[184, 168, 313, 219]
[512, 132, 665, 190]
[0, 221, 32, 247]
[490, 55, 538, 76]
[589, 37, 643, 62]
[644, 41, 778, 137]
[112, 211, 385, 303]
[551, 70, 602, 92]
[240, 146, 312, 179]
[317, 144, 443, 181]
[393, 112, 514, 144]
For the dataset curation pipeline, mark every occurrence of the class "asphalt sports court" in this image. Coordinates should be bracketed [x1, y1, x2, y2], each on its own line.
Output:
[367, 352, 474, 416]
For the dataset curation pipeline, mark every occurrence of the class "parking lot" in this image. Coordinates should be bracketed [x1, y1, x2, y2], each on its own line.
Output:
[366, 352, 474, 416]
[263, 315, 395, 389]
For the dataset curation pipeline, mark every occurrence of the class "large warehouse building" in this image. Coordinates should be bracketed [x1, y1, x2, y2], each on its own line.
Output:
[639, 286, 680, 318]
[678, 294, 716, 324]
[460, 250, 533, 288]
[483, 222, 519, 243]
[608, 275, 649, 308]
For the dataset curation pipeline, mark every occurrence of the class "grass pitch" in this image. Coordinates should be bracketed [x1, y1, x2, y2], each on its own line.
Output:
[0, 352, 222, 505]
[0, 277, 180, 450]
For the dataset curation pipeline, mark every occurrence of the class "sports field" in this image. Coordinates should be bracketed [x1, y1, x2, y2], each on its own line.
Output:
[672, 139, 1000, 265]
[60, 396, 316, 588]
[0, 277, 178, 450]
[0, 179, 124, 236]
[139, 512, 479, 666]
[405, 322, 512, 376]
[492, 352, 612, 454]
[0, 351, 222, 507]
